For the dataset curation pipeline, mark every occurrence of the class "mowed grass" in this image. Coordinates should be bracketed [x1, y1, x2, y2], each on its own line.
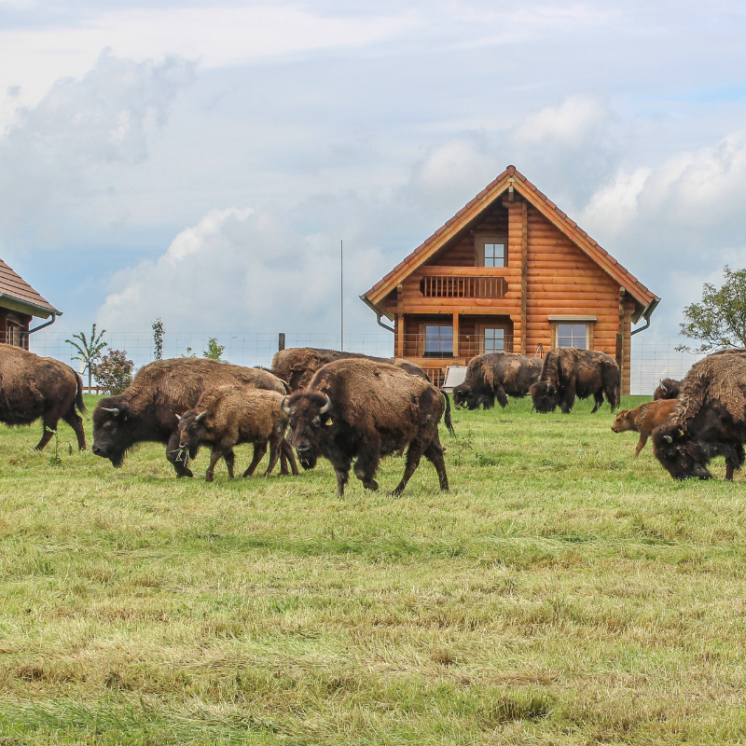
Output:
[0, 394, 746, 744]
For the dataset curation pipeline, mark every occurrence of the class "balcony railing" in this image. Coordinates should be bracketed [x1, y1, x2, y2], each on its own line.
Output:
[419, 275, 507, 299]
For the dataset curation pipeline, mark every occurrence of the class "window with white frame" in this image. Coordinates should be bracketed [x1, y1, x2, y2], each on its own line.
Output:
[483, 327, 505, 353]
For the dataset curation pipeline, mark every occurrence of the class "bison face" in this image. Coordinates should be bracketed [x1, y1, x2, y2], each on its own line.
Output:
[91, 398, 135, 467]
[283, 392, 334, 470]
[529, 381, 557, 414]
[652, 425, 712, 480]
[176, 410, 207, 450]
[452, 384, 474, 410]
[611, 410, 633, 433]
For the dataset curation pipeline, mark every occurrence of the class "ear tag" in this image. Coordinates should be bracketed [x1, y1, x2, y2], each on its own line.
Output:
[326, 418, 334, 427]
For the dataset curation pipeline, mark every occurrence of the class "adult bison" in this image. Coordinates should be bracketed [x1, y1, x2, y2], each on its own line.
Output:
[271, 347, 429, 391]
[0, 344, 86, 451]
[529, 347, 620, 414]
[282, 359, 453, 496]
[652, 350, 746, 481]
[92, 358, 289, 476]
[653, 378, 681, 400]
[452, 353, 542, 410]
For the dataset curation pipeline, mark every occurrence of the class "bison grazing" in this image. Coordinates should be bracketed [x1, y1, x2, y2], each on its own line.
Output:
[92, 358, 289, 476]
[271, 347, 429, 392]
[611, 399, 677, 459]
[652, 350, 746, 481]
[452, 353, 542, 410]
[176, 386, 298, 482]
[283, 359, 453, 496]
[529, 347, 620, 414]
[653, 378, 681, 400]
[0, 344, 86, 451]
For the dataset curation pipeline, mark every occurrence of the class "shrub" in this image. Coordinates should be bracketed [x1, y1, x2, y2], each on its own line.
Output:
[91, 350, 134, 394]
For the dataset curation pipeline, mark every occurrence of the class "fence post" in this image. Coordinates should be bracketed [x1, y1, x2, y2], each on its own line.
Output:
[278, 333, 285, 352]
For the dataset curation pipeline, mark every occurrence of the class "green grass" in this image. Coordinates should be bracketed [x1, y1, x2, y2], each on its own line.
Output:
[0, 394, 745, 743]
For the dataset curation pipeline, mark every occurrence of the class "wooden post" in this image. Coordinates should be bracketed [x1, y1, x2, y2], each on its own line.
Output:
[396, 284, 404, 358]
[278, 333, 285, 352]
[521, 201, 528, 355]
[452, 313, 459, 358]
[616, 288, 626, 375]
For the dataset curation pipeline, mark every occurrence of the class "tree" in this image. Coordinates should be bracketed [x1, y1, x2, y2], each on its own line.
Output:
[66, 324, 108, 389]
[152, 318, 165, 360]
[677, 266, 746, 353]
[90, 350, 134, 395]
[203, 337, 225, 361]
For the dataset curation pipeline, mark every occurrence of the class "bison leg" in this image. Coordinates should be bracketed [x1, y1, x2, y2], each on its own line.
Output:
[353, 438, 381, 491]
[392, 440, 426, 496]
[242, 442, 268, 478]
[494, 385, 509, 409]
[424, 438, 449, 491]
[62, 409, 87, 451]
[34, 415, 59, 451]
[166, 430, 193, 478]
[279, 438, 299, 476]
[264, 436, 282, 476]
[633, 434, 648, 459]
[559, 391, 575, 414]
[224, 449, 236, 479]
[334, 466, 350, 497]
[205, 447, 227, 482]
[590, 391, 605, 414]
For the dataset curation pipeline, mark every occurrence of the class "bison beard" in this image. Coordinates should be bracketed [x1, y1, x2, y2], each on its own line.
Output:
[652, 351, 746, 480]
[283, 359, 452, 496]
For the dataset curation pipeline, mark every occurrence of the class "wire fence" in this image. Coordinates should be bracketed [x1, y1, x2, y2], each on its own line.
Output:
[28, 331, 705, 396]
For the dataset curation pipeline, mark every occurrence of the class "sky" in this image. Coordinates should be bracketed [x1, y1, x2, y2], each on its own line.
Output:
[2, 0, 746, 348]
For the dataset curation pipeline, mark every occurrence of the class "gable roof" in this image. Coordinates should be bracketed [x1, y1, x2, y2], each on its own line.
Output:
[0, 258, 60, 319]
[363, 165, 659, 324]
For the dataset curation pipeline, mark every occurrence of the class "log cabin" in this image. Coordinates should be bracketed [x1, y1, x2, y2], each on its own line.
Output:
[0, 258, 61, 348]
[361, 165, 659, 395]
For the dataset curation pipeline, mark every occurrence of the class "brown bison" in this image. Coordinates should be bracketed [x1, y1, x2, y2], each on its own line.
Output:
[0, 344, 86, 451]
[452, 353, 542, 410]
[92, 358, 289, 476]
[529, 347, 620, 414]
[611, 399, 677, 458]
[282, 359, 453, 496]
[653, 378, 681, 400]
[271, 347, 429, 391]
[652, 350, 746, 481]
[176, 386, 298, 482]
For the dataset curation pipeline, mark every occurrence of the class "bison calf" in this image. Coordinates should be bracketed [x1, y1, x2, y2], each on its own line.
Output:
[176, 386, 299, 482]
[611, 399, 677, 458]
[283, 359, 453, 497]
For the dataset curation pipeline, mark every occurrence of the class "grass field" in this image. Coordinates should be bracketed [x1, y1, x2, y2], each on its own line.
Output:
[1, 393, 746, 744]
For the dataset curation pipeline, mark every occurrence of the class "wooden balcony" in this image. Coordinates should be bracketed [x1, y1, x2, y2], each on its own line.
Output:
[419, 275, 507, 299]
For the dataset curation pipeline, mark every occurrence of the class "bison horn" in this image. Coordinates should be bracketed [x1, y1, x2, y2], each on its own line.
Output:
[660, 384, 668, 395]
[175, 413, 182, 422]
[281, 397, 291, 414]
[101, 407, 120, 416]
[663, 435, 673, 443]
[320, 394, 332, 414]
[196, 411, 207, 422]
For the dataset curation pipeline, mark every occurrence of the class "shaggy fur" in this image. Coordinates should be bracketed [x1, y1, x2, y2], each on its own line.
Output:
[652, 350, 746, 480]
[653, 378, 682, 400]
[284, 359, 453, 496]
[92, 358, 289, 476]
[0, 344, 86, 451]
[611, 399, 677, 458]
[271, 347, 429, 391]
[452, 353, 542, 410]
[177, 386, 298, 482]
[529, 347, 620, 414]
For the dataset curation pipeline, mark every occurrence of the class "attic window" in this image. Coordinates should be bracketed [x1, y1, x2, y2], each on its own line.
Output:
[476, 235, 507, 268]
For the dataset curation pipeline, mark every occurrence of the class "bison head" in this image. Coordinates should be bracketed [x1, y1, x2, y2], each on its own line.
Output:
[652, 423, 712, 480]
[176, 409, 208, 450]
[452, 384, 474, 410]
[91, 397, 135, 467]
[529, 381, 558, 414]
[282, 391, 334, 470]
[611, 410, 633, 433]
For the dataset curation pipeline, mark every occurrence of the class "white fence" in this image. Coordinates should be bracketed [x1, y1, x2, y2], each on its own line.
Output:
[28, 331, 705, 396]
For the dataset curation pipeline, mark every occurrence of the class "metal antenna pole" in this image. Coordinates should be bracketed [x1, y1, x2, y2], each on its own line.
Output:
[340, 240, 344, 351]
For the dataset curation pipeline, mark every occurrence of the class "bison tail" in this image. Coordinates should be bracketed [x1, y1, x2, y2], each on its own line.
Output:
[443, 392, 456, 437]
[74, 372, 87, 414]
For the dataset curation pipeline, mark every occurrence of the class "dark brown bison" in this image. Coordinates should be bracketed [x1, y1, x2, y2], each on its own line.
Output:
[653, 378, 681, 400]
[92, 358, 289, 476]
[271, 347, 429, 391]
[529, 347, 620, 414]
[282, 359, 453, 496]
[611, 399, 677, 458]
[176, 386, 298, 482]
[0, 344, 86, 451]
[452, 353, 542, 410]
[652, 350, 746, 481]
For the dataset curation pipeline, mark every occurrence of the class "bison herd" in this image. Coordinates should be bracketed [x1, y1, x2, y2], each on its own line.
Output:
[1, 342, 745, 488]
